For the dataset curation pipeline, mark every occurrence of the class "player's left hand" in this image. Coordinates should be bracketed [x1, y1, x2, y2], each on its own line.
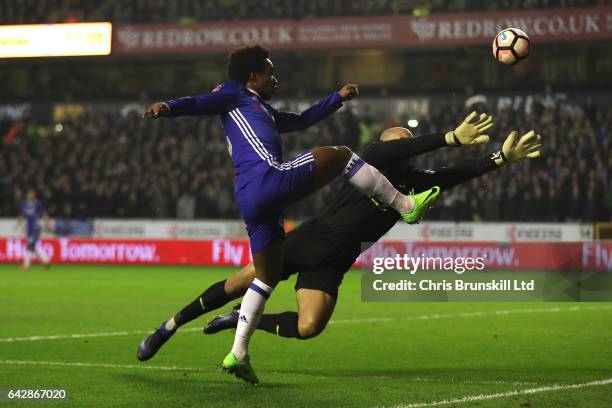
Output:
[445, 111, 494, 146]
[338, 84, 359, 101]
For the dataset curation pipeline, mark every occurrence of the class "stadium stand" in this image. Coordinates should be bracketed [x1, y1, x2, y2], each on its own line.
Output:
[1, 98, 609, 222]
[0, 0, 607, 25]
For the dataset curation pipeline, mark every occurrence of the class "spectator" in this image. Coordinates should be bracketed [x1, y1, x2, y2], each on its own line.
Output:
[0, 0, 604, 25]
[0, 98, 609, 222]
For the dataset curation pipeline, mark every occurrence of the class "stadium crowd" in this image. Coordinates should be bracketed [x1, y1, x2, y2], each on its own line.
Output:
[1, 0, 608, 25]
[1, 96, 610, 222]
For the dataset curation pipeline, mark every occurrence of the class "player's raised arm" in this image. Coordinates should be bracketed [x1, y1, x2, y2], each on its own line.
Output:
[143, 86, 235, 119]
[409, 130, 543, 192]
[362, 131, 447, 169]
[362, 111, 494, 169]
[272, 83, 358, 133]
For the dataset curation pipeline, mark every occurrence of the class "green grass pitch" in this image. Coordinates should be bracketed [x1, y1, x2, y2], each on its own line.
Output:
[1, 265, 611, 407]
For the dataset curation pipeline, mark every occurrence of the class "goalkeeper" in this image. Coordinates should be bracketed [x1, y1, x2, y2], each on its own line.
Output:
[137, 113, 542, 360]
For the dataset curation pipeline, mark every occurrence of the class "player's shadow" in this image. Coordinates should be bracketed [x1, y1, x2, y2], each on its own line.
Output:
[121, 371, 293, 390]
[120, 371, 345, 406]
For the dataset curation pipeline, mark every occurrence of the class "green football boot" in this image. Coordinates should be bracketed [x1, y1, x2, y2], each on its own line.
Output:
[222, 353, 259, 385]
[402, 186, 441, 224]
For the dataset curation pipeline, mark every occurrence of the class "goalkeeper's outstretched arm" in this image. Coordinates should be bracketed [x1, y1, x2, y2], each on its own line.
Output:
[363, 111, 494, 169]
[408, 130, 543, 193]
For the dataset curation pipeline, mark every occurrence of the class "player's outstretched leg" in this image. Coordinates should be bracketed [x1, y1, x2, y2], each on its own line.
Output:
[310, 146, 440, 224]
[35, 245, 51, 270]
[204, 304, 240, 334]
[136, 266, 254, 361]
[208, 288, 336, 340]
[206, 310, 303, 338]
[223, 238, 282, 384]
[22, 250, 32, 271]
[137, 320, 176, 361]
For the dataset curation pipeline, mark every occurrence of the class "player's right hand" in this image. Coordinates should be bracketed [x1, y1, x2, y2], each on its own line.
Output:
[338, 84, 359, 101]
[495, 130, 543, 165]
[445, 111, 493, 146]
[143, 102, 170, 119]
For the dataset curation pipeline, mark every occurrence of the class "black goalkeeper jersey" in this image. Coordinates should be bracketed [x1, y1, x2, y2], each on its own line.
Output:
[284, 133, 499, 269]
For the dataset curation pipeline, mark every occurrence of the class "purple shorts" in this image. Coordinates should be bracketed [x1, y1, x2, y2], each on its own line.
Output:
[235, 151, 317, 253]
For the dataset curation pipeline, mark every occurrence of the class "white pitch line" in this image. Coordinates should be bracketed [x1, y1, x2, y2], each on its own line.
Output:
[328, 304, 612, 324]
[359, 376, 534, 386]
[388, 378, 612, 408]
[407, 378, 536, 386]
[0, 360, 609, 403]
[0, 359, 215, 373]
[1, 305, 611, 343]
[0, 327, 202, 343]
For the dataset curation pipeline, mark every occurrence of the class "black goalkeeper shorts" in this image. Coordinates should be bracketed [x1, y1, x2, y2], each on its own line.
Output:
[279, 230, 353, 300]
[280, 260, 346, 300]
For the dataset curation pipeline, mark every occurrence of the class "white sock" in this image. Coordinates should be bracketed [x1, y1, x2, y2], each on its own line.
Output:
[231, 278, 273, 362]
[23, 250, 31, 268]
[35, 246, 49, 264]
[343, 152, 415, 214]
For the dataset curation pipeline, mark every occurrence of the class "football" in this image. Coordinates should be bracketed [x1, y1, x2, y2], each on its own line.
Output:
[492, 28, 530, 66]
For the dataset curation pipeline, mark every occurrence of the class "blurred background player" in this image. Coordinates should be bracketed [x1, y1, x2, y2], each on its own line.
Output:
[18, 188, 51, 270]
[141, 44, 440, 383]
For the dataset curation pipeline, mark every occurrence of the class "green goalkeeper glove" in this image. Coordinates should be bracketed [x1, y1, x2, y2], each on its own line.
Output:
[493, 130, 543, 166]
[445, 111, 493, 146]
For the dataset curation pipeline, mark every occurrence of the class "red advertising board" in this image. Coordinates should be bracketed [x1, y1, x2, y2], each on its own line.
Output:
[1, 238, 611, 271]
[0, 238, 251, 266]
[112, 6, 612, 54]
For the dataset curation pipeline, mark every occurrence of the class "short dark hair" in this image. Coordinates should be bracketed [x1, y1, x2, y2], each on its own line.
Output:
[228, 44, 270, 85]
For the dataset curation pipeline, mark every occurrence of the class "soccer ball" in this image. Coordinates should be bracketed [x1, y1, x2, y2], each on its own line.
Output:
[492, 28, 530, 66]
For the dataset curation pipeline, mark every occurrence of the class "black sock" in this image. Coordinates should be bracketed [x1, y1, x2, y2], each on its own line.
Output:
[173, 280, 230, 327]
[258, 311, 301, 339]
